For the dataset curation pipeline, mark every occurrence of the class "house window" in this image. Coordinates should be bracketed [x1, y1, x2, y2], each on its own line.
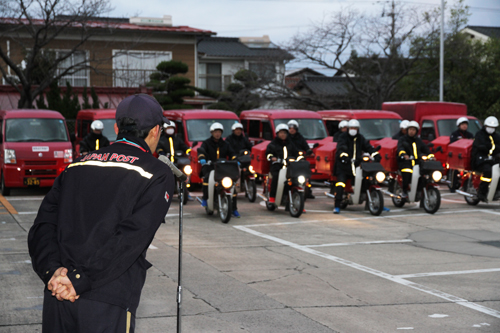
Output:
[113, 50, 172, 87]
[58, 51, 89, 87]
[249, 62, 276, 81]
[199, 63, 223, 91]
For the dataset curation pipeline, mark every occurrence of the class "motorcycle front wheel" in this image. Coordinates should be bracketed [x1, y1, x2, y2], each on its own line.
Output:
[289, 190, 304, 218]
[218, 193, 232, 223]
[464, 181, 480, 206]
[246, 179, 257, 202]
[368, 189, 384, 216]
[423, 187, 441, 214]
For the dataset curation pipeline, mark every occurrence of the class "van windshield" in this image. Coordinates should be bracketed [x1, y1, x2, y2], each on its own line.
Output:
[273, 119, 327, 140]
[186, 119, 239, 142]
[100, 119, 117, 142]
[357, 119, 401, 140]
[6, 118, 69, 142]
[437, 119, 482, 137]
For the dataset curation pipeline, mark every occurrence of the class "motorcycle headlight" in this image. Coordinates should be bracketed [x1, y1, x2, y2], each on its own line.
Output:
[183, 165, 192, 176]
[221, 177, 233, 188]
[363, 156, 370, 162]
[375, 171, 386, 183]
[297, 175, 306, 184]
[5, 149, 16, 164]
[249, 165, 255, 174]
[432, 170, 442, 182]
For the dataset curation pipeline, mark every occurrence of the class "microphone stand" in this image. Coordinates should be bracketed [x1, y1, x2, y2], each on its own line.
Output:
[177, 180, 184, 333]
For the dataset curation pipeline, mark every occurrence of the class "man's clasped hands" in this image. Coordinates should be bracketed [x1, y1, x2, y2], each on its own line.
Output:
[47, 267, 80, 302]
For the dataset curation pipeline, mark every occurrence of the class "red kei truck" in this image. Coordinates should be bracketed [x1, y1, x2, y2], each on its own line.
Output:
[163, 109, 240, 184]
[0, 109, 73, 195]
[239, 109, 328, 181]
[74, 109, 117, 157]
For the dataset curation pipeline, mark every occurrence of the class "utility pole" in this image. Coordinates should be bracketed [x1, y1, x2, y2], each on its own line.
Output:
[440, 0, 444, 102]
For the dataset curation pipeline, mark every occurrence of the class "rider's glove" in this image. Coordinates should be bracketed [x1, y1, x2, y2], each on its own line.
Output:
[199, 159, 206, 165]
[340, 156, 349, 164]
[237, 161, 241, 166]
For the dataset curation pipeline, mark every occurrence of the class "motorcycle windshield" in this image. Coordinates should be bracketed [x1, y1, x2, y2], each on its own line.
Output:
[356, 119, 401, 140]
[273, 119, 327, 140]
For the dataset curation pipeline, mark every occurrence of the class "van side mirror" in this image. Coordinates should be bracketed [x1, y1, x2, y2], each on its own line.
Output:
[191, 141, 198, 148]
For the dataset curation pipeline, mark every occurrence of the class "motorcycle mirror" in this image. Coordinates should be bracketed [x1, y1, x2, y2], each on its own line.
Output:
[427, 143, 434, 148]
[436, 146, 443, 153]
[313, 143, 320, 148]
[191, 141, 198, 147]
[375, 145, 381, 151]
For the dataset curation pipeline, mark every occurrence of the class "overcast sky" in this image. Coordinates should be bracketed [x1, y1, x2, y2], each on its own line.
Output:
[109, 0, 500, 71]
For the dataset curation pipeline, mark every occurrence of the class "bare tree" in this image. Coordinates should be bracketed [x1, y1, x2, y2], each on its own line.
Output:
[281, 1, 441, 109]
[0, 0, 113, 108]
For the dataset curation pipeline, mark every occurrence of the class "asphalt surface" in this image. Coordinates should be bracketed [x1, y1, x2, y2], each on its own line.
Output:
[1, 184, 500, 332]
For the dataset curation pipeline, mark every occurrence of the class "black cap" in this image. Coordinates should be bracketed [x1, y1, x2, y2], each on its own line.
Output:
[116, 94, 171, 130]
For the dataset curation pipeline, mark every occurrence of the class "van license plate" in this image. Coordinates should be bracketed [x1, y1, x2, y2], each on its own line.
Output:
[24, 178, 40, 186]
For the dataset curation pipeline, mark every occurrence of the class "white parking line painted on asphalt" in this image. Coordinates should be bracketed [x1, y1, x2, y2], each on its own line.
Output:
[395, 268, 500, 279]
[234, 211, 500, 320]
[304, 239, 414, 248]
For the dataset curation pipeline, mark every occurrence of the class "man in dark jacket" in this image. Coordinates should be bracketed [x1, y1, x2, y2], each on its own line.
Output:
[79, 120, 111, 156]
[288, 119, 314, 199]
[198, 122, 240, 217]
[333, 120, 348, 142]
[450, 117, 474, 143]
[397, 120, 434, 199]
[471, 116, 500, 201]
[28, 94, 175, 333]
[265, 123, 299, 204]
[225, 122, 252, 154]
[156, 122, 189, 159]
[333, 119, 381, 214]
[392, 120, 409, 140]
[449, 117, 474, 191]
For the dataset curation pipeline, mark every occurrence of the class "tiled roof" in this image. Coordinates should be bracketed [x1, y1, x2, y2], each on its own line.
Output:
[465, 26, 500, 39]
[197, 37, 293, 60]
[296, 76, 351, 96]
[0, 17, 214, 35]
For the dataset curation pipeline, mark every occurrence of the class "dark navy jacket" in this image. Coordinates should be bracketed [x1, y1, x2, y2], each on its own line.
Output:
[28, 134, 175, 314]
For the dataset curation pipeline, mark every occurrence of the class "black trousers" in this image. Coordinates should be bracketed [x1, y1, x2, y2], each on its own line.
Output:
[202, 164, 238, 210]
[475, 163, 493, 195]
[42, 290, 134, 333]
[334, 172, 353, 208]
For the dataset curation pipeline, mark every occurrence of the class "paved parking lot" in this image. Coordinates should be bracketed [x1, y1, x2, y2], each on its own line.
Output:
[1, 186, 500, 332]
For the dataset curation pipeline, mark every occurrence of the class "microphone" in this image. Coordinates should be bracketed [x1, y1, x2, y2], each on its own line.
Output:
[158, 155, 188, 182]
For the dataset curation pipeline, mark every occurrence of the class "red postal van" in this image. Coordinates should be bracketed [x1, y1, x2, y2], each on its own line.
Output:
[0, 109, 73, 195]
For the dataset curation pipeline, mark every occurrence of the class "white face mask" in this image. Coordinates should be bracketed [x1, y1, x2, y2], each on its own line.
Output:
[486, 127, 495, 134]
[349, 129, 358, 137]
[166, 128, 175, 135]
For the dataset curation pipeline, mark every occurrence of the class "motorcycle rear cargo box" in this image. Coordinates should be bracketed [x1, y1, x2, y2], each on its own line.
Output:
[430, 136, 450, 167]
[447, 139, 473, 170]
[250, 140, 271, 175]
[315, 142, 336, 176]
[377, 138, 398, 172]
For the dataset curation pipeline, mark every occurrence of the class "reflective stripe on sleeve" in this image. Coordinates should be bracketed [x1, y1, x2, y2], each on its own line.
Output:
[401, 168, 413, 173]
[480, 176, 492, 182]
[340, 153, 349, 157]
[335, 182, 345, 187]
[489, 136, 495, 156]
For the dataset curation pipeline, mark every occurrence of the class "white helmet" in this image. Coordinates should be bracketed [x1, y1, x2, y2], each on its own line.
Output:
[484, 116, 499, 128]
[348, 119, 360, 128]
[288, 120, 299, 129]
[275, 123, 289, 133]
[338, 120, 348, 129]
[210, 122, 224, 132]
[91, 120, 104, 131]
[400, 120, 409, 129]
[456, 117, 469, 127]
[231, 122, 243, 131]
[163, 122, 176, 129]
[407, 120, 419, 130]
